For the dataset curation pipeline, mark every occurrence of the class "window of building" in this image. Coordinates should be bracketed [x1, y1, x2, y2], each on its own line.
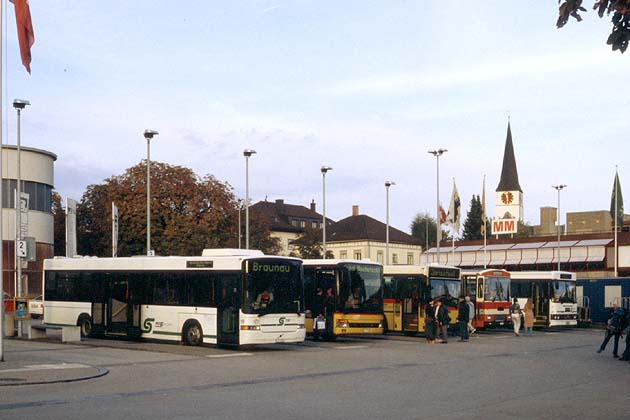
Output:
[300, 220, 306, 228]
[354, 250, 362, 260]
[407, 253, 414, 265]
[312, 221, 318, 228]
[376, 251, 383, 264]
[392, 254, 398, 264]
[340, 251, 348, 259]
[291, 220, 298, 227]
[2, 179, 53, 213]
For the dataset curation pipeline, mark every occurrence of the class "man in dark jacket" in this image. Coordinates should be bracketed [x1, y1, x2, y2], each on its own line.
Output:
[457, 297, 470, 341]
[597, 304, 626, 358]
[435, 298, 451, 344]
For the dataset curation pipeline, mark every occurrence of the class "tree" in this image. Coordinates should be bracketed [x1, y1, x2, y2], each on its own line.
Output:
[52, 191, 66, 256]
[290, 227, 323, 259]
[77, 161, 279, 257]
[462, 195, 484, 241]
[557, 0, 630, 53]
[410, 212, 450, 250]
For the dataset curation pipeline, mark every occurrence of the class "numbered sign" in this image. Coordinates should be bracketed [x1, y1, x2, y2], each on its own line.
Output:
[16, 240, 27, 257]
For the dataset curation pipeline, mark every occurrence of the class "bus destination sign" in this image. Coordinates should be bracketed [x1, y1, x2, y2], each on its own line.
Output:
[186, 260, 214, 268]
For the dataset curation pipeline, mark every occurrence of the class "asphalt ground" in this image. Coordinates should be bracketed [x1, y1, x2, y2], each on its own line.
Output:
[0, 327, 628, 419]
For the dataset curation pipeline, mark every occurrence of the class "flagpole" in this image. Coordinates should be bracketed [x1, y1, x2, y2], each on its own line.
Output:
[615, 166, 618, 278]
[0, 0, 5, 362]
[483, 175, 487, 269]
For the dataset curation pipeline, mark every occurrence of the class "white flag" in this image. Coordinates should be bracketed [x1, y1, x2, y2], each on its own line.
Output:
[66, 198, 77, 257]
[445, 180, 461, 233]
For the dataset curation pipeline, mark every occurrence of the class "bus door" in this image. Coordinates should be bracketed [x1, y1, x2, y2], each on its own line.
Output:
[107, 278, 141, 339]
[402, 278, 420, 333]
[217, 275, 239, 346]
[531, 282, 545, 325]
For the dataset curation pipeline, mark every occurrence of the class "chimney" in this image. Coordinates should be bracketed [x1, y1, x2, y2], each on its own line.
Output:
[275, 199, 284, 205]
[310, 199, 316, 212]
[352, 205, 359, 216]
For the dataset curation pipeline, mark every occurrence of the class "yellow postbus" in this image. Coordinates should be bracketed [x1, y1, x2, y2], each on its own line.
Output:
[383, 264, 461, 334]
[303, 259, 384, 339]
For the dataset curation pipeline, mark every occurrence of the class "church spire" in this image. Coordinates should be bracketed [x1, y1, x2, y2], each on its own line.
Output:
[496, 122, 522, 193]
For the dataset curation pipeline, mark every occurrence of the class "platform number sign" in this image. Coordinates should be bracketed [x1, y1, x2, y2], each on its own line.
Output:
[16, 240, 27, 257]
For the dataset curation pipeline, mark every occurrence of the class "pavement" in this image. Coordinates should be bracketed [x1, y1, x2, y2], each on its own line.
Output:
[0, 336, 108, 386]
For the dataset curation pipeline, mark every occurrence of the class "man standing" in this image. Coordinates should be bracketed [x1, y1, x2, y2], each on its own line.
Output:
[466, 296, 476, 335]
[436, 298, 450, 344]
[457, 297, 470, 341]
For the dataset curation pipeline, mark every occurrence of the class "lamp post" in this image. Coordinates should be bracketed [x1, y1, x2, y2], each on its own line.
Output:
[13, 99, 29, 337]
[428, 149, 447, 264]
[385, 181, 395, 265]
[237, 199, 244, 249]
[144, 129, 159, 256]
[321, 166, 333, 259]
[552, 184, 567, 271]
[243, 149, 256, 249]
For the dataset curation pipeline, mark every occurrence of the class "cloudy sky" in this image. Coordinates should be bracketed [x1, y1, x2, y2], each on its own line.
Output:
[3, 1, 629, 234]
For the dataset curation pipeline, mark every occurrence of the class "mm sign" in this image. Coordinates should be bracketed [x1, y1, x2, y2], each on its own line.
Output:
[492, 218, 518, 235]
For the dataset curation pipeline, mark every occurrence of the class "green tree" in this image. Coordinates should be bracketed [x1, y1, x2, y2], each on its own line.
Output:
[410, 212, 450, 250]
[516, 220, 534, 238]
[462, 195, 484, 241]
[290, 227, 323, 259]
[557, 0, 630, 53]
[77, 161, 279, 257]
[52, 191, 66, 256]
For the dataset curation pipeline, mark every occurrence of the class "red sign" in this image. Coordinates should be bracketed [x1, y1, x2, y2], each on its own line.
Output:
[492, 218, 517, 235]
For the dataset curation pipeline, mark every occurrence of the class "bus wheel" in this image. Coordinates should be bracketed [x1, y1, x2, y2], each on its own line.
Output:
[78, 314, 93, 337]
[183, 321, 203, 346]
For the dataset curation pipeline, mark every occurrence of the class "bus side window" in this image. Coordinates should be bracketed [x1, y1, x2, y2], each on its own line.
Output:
[478, 283, 483, 301]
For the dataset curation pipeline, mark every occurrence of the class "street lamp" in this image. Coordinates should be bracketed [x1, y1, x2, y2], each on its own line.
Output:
[428, 149, 447, 264]
[237, 199, 244, 249]
[13, 99, 29, 337]
[552, 184, 567, 271]
[321, 166, 333, 259]
[144, 129, 159, 256]
[243, 149, 257, 249]
[385, 181, 396, 265]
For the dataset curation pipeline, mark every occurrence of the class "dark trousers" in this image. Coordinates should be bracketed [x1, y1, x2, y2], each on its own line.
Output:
[439, 324, 449, 342]
[425, 319, 436, 341]
[600, 330, 621, 356]
[458, 320, 469, 340]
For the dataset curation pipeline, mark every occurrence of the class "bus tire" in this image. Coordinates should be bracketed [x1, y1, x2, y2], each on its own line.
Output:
[77, 314, 93, 337]
[182, 320, 203, 346]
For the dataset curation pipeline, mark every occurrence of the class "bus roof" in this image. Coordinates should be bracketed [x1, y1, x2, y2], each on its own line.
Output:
[44, 253, 300, 271]
[509, 270, 576, 281]
[383, 264, 459, 276]
[460, 268, 510, 277]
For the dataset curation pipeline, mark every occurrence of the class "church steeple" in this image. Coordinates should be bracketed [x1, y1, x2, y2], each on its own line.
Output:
[496, 122, 522, 193]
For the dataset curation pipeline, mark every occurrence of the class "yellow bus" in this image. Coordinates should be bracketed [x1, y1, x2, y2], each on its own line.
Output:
[383, 265, 461, 334]
[303, 259, 384, 339]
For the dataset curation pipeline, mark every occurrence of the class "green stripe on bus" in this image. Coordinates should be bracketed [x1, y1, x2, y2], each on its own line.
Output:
[152, 330, 217, 339]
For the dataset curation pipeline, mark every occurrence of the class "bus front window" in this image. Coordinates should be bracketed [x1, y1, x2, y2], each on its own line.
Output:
[243, 260, 303, 315]
[484, 277, 510, 302]
[341, 265, 383, 313]
[553, 281, 576, 304]
[430, 279, 459, 308]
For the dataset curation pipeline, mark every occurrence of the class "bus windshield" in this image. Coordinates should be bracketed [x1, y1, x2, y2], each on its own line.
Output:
[430, 278, 460, 308]
[484, 276, 510, 302]
[552, 281, 576, 304]
[243, 259, 303, 315]
[340, 264, 383, 313]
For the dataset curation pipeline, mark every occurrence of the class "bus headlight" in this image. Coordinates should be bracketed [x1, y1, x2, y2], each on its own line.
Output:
[336, 319, 349, 328]
[240, 325, 261, 331]
[297, 324, 305, 329]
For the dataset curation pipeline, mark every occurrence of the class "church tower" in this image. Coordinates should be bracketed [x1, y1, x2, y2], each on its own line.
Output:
[495, 122, 523, 221]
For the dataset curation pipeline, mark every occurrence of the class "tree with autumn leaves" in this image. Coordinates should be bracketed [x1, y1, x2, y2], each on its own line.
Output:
[73, 161, 280, 257]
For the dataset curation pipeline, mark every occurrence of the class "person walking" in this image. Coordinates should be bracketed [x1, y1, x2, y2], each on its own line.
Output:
[598, 304, 627, 358]
[436, 298, 450, 344]
[457, 297, 470, 341]
[510, 297, 522, 336]
[523, 298, 534, 336]
[465, 296, 476, 335]
[424, 299, 437, 343]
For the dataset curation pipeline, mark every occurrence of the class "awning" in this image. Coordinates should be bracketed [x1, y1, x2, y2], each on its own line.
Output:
[536, 257, 553, 264]
[551, 256, 571, 263]
[489, 259, 506, 266]
[569, 256, 587, 263]
[586, 255, 605, 262]
[520, 258, 537, 265]
[504, 258, 521, 265]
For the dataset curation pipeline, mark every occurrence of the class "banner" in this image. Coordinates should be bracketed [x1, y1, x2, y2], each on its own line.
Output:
[445, 180, 461, 233]
[112, 202, 119, 257]
[66, 198, 77, 257]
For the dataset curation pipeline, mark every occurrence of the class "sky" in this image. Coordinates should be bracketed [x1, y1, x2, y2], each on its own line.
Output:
[3, 1, 629, 235]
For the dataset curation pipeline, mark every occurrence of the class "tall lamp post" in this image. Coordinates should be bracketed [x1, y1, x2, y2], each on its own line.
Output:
[385, 181, 395, 265]
[552, 184, 567, 271]
[144, 129, 159, 256]
[13, 99, 29, 337]
[243, 149, 256, 249]
[321, 166, 333, 259]
[237, 199, 244, 249]
[428, 149, 447, 264]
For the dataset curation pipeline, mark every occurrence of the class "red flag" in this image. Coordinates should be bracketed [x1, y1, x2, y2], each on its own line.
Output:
[438, 204, 447, 225]
[11, 0, 35, 74]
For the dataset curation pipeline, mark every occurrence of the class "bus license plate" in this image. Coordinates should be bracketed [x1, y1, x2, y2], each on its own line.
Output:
[364, 328, 370, 333]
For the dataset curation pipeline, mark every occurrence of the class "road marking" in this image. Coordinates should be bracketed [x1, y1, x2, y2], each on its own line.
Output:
[206, 353, 253, 358]
[545, 332, 559, 335]
[0, 363, 90, 374]
[334, 345, 369, 350]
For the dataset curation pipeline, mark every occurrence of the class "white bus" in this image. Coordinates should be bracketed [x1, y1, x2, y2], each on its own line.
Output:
[43, 249, 305, 347]
[510, 271, 578, 328]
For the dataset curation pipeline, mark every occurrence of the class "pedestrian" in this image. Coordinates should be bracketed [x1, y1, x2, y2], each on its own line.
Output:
[523, 297, 534, 336]
[312, 312, 326, 341]
[424, 299, 437, 343]
[598, 304, 627, 358]
[457, 297, 469, 341]
[465, 296, 476, 335]
[435, 298, 450, 344]
[510, 297, 522, 336]
[619, 310, 630, 361]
